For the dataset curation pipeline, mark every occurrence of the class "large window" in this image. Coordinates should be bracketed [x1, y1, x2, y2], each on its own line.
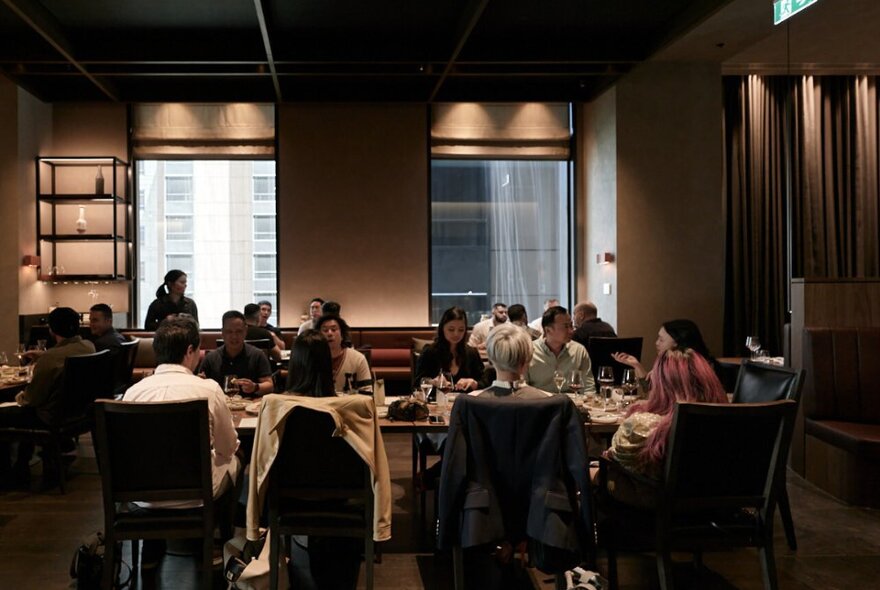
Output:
[137, 160, 277, 328]
[431, 160, 569, 325]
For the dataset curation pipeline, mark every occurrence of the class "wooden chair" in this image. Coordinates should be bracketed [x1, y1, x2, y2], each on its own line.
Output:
[266, 406, 375, 590]
[92, 399, 216, 590]
[732, 361, 805, 550]
[0, 349, 113, 493]
[587, 337, 643, 384]
[598, 400, 797, 590]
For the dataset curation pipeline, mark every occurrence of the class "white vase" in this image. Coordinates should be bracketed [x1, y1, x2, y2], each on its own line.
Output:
[76, 205, 88, 234]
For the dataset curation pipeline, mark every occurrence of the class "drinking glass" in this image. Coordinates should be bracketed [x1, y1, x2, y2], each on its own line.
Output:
[569, 370, 584, 403]
[437, 371, 454, 413]
[620, 368, 638, 410]
[0, 351, 7, 366]
[598, 366, 614, 411]
[418, 377, 433, 402]
[553, 370, 566, 395]
[223, 375, 240, 397]
[15, 343, 26, 366]
[746, 335, 761, 360]
[36, 339, 47, 352]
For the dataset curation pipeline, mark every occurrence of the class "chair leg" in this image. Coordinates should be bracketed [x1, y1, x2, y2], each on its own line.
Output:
[759, 541, 779, 590]
[269, 528, 281, 590]
[131, 539, 139, 573]
[365, 538, 374, 590]
[202, 531, 213, 590]
[656, 550, 674, 590]
[554, 573, 566, 590]
[102, 533, 117, 590]
[778, 484, 797, 551]
[452, 545, 465, 590]
[606, 545, 619, 590]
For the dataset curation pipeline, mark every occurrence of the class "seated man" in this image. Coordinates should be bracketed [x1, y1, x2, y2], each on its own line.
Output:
[297, 297, 325, 333]
[123, 316, 241, 564]
[507, 303, 541, 340]
[572, 301, 617, 349]
[257, 299, 285, 350]
[528, 298, 560, 337]
[468, 302, 508, 351]
[471, 323, 550, 399]
[243, 303, 282, 362]
[202, 310, 274, 397]
[0, 307, 95, 486]
[88, 302, 126, 353]
[526, 305, 597, 396]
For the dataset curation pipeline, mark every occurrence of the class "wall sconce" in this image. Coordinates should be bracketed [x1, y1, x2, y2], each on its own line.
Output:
[596, 252, 615, 265]
[22, 255, 41, 268]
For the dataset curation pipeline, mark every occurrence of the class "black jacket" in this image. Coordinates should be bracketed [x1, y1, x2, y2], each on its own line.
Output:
[437, 395, 593, 563]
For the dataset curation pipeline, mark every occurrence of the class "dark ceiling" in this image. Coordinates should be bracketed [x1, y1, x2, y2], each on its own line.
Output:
[0, 0, 732, 103]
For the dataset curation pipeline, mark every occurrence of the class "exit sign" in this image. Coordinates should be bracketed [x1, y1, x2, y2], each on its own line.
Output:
[774, 0, 821, 25]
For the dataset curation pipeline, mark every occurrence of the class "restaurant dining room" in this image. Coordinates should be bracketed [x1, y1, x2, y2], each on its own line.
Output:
[1, 0, 879, 589]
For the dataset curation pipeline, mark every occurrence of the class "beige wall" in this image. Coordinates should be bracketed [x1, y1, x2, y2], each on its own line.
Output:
[0, 79, 23, 354]
[579, 90, 619, 330]
[277, 104, 429, 327]
[614, 62, 725, 365]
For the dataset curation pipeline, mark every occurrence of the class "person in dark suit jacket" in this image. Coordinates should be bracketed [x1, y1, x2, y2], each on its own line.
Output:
[572, 301, 616, 349]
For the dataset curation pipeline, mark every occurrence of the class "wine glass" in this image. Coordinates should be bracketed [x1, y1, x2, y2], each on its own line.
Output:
[223, 375, 240, 398]
[553, 370, 566, 395]
[418, 377, 433, 402]
[598, 366, 614, 411]
[569, 370, 584, 403]
[437, 371, 454, 413]
[746, 335, 761, 360]
[620, 368, 638, 410]
[15, 343, 26, 366]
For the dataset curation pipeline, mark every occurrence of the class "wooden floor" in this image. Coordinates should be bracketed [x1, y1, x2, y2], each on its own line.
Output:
[1, 432, 879, 589]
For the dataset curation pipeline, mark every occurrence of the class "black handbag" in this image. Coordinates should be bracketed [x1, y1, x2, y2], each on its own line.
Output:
[387, 398, 429, 421]
[70, 531, 129, 589]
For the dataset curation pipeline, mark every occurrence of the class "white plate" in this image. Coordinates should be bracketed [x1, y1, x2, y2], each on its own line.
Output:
[245, 402, 261, 415]
[590, 413, 619, 425]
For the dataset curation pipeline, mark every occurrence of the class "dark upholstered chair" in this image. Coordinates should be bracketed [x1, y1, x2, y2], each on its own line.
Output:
[93, 399, 216, 590]
[733, 361, 805, 550]
[438, 395, 594, 590]
[266, 407, 375, 590]
[598, 400, 797, 590]
[0, 349, 114, 493]
[587, 337, 643, 384]
[113, 338, 140, 397]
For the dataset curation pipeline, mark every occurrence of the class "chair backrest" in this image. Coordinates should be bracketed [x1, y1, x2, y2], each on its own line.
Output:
[270, 406, 369, 498]
[662, 400, 797, 516]
[587, 337, 643, 384]
[733, 361, 804, 404]
[113, 338, 140, 391]
[245, 338, 273, 350]
[60, 349, 115, 418]
[93, 399, 213, 505]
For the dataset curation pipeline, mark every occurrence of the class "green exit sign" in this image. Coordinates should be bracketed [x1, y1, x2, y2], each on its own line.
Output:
[774, 0, 821, 25]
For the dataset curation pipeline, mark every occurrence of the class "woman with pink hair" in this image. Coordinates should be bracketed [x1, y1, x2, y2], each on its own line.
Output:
[608, 348, 728, 479]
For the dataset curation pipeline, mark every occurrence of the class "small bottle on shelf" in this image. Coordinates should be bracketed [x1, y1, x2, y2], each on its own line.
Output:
[95, 165, 104, 194]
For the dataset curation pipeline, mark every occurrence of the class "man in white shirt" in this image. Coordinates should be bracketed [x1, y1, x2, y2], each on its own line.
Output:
[467, 302, 508, 350]
[297, 297, 325, 333]
[528, 298, 560, 337]
[124, 316, 241, 506]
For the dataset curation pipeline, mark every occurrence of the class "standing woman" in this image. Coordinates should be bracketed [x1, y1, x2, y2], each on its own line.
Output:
[414, 306, 483, 392]
[144, 269, 199, 330]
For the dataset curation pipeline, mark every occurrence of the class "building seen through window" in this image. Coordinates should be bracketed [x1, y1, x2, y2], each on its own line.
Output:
[137, 160, 278, 328]
[430, 159, 569, 325]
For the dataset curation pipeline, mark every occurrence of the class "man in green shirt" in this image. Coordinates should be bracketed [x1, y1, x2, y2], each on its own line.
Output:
[526, 305, 596, 396]
[0, 307, 95, 487]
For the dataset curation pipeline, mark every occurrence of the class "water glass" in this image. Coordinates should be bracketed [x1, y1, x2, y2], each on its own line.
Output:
[746, 335, 761, 360]
[223, 375, 240, 397]
[553, 370, 566, 395]
[598, 366, 614, 411]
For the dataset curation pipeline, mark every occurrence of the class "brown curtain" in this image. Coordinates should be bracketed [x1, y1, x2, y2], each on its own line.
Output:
[723, 75, 880, 356]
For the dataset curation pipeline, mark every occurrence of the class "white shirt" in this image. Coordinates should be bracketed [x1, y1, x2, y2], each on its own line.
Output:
[123, 363, 240, 507]
[528, 317, 544, 336]
[468, 318, 499, 348]
[298, 319, 315, 333]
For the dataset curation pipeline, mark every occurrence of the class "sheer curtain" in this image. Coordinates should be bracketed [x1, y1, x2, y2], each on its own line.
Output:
[724, 75, 880, 355]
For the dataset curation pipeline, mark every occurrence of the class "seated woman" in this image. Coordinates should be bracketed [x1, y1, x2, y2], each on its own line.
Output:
[470, 323, 551, 399]
[612, 318, 719, 390]
[285, 329, 336, 397]
[603, 349, 727, 506]
[414, 306, 483, 393]
[312, 314, 372, 394]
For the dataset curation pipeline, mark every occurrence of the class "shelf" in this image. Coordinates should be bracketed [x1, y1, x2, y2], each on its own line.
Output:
[42, 234, 129, 240]
[39, 156, 129, 166]
[38, 194, 128, 204]
[38, 274, 128, 282]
